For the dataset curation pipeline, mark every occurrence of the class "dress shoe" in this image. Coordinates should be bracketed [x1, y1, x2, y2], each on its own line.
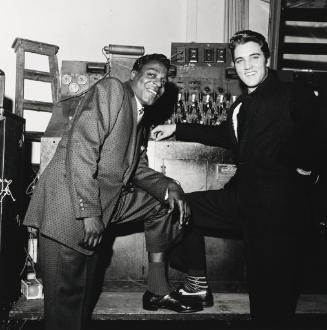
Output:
[177, 286, 214, 307]
[143, 290, 203, 313]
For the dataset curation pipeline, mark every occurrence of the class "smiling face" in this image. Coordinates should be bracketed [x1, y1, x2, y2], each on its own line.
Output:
[233, 41, 270, 93]
[130, 61, 168, 106]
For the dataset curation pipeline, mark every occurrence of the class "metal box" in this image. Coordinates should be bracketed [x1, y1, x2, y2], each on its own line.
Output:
[146, 141, 244, 287]
[0, 110, 25, 304]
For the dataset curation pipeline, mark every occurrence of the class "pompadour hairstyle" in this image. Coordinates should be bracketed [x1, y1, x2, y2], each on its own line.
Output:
[229, 30, 270, 61]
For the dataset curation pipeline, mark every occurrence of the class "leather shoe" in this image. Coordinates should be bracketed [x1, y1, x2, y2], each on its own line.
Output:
[143, 290, 203, 313]
[177, 286, 214, 307]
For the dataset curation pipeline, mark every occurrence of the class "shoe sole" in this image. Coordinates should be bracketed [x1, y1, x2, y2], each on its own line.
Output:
[143, 305, 202, 313]
[178, 294, 214, 308]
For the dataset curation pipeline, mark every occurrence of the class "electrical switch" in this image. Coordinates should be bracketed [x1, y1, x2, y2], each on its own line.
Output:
[189, 48, 198, 63]
[216, 48, 226, 63]
[176, 47, 186, 63]
[204, 48, 214, 63]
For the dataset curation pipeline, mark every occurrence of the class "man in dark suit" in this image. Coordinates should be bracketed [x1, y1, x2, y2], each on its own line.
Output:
[24, 54, 201, 330]
[152, 31, 326, 325]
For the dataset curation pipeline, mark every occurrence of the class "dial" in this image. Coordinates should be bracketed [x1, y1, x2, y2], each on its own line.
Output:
[69, 82, 80, 94]
[77, 74, 88, 85]
[61, 74, 72, 85]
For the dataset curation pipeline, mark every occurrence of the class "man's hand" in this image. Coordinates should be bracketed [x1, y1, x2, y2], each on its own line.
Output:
[166, 182, 191, 228]
[80, 216, 104, 250]
[151, 124, 176, 141]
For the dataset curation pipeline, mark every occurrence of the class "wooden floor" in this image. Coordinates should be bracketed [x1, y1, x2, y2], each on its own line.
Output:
[9, 292, 327, 321]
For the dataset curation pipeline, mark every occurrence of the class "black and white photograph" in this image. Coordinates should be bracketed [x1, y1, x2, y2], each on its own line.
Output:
[0, 1, 327, 329]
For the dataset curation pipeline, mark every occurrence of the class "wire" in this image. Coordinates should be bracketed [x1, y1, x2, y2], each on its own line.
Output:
[25, 171, 39, 196]
[0, 178, 16, 203]
[19, 233, 37, 278]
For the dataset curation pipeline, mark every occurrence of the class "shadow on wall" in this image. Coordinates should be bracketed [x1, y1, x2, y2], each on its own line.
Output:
[143, 82, 179, 128]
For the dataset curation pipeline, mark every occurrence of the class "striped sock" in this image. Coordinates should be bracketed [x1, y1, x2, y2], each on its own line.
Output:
[184, 275, 209, 292]
[147, 262, 171, 296]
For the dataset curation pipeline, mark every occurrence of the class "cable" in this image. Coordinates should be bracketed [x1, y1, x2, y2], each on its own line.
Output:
[25, 170, 39, 196]
[19, 233, 37, 279]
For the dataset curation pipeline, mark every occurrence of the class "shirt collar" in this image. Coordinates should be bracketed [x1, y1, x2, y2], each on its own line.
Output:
[134, 96, 143, 112]
[134, 96, 144, 123]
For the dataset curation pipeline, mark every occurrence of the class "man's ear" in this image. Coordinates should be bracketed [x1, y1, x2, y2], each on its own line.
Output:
[266, 57, 271, 67]
[130, 70, 136, 81]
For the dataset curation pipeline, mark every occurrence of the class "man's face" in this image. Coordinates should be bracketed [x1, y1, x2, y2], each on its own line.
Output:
[130, 61, 168, 106]
[233, 41, 270, 93]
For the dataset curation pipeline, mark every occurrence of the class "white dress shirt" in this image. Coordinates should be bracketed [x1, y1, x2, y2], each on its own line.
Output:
[135, 96, 144, 124]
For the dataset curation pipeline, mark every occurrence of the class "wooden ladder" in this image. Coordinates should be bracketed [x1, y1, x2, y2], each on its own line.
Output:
[11, 38, 60, 118]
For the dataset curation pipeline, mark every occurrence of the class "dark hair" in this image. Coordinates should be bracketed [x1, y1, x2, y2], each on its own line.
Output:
[229, 30, 270, 61]
[132, 53, 170, 72]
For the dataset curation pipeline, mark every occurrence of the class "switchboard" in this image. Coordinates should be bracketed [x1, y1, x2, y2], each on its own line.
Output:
[167, 42, 242, 126]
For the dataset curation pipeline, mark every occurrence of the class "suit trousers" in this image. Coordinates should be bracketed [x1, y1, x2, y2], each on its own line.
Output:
[111, 184, 182, 252]
[39, 234, 98, 330]
[39, 184, 181, 330]
[170, 187, 304, 323]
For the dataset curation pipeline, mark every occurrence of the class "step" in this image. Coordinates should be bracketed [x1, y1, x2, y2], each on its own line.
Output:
[23, 100, 54, 112]
[9, 293, 327, 322]
[12, 38, 59, 56]
[24, 69, 55, 83]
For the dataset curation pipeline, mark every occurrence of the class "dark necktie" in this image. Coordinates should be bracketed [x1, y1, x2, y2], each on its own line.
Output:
[137, 107, 144, 124]
[138, 107, 144, 116]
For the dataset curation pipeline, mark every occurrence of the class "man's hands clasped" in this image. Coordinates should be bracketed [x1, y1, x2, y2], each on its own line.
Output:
[166, 182, 191, 229]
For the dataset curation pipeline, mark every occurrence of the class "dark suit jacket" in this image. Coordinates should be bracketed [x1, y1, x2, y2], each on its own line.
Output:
[24, 78, 174, 255]
[176, 70, 326, 235]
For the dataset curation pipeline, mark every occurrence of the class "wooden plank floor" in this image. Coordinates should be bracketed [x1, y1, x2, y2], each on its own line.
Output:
[9, 293, 327, 321]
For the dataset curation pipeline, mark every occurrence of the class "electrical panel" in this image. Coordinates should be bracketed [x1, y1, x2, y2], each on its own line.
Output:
[44, 56, 139, 138]
[43, 61, 108, 137]
[172, 42, 229, 66]
[60, 61, 106, 97]
[168, 42, 242, 126]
